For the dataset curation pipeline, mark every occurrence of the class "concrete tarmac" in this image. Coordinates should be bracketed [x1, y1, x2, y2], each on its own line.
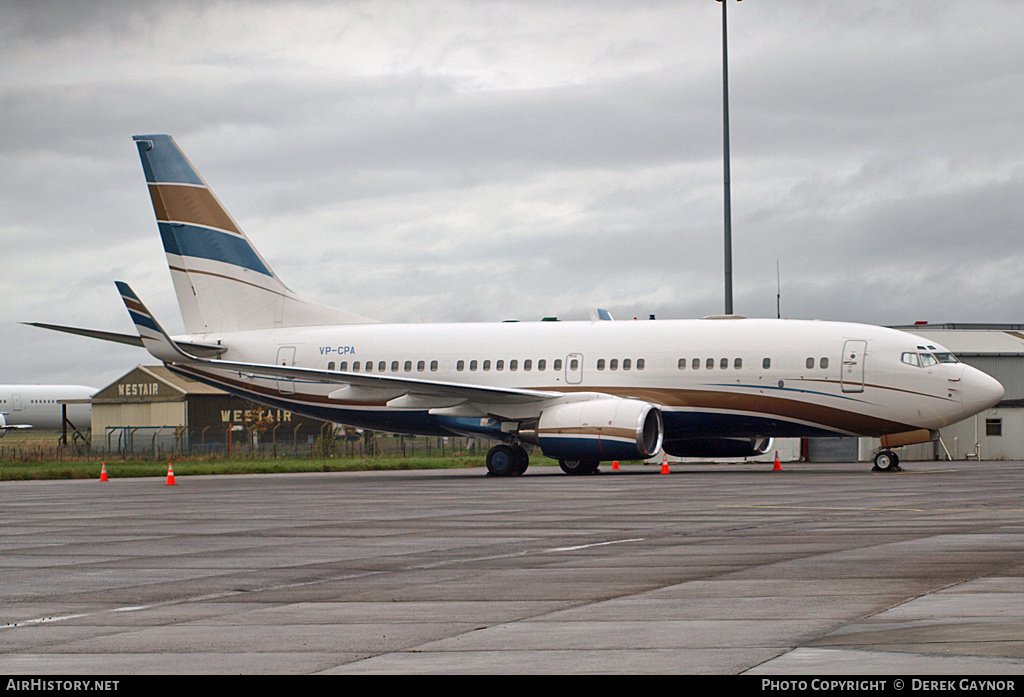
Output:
[1, 460, 1023, 675]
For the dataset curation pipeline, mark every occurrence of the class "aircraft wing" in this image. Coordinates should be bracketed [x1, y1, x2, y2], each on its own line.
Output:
[0, 414, 33, 433]
[115, 282, 572, 416]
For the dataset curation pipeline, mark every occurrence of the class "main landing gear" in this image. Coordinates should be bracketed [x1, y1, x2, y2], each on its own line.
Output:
[872, 449, 902, 472]
[484, 443, 603, 477]
[485, 443, 530, 477]
[558, 458, 600, 475]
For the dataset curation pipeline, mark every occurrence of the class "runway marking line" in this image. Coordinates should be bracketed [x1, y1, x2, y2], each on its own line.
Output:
[545, 538, 645, 553]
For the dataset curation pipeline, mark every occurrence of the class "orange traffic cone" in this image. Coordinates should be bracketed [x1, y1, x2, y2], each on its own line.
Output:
[612, 461, 620, 471]
[100, 463, 108, 482]
[660, 453, 670, 474]
[773, 451, 781, 471]
[165, 463, 176, 486]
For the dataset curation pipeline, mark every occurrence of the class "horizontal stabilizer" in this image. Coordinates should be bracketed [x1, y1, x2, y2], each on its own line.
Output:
[24, 321, 226, 357]
[23, 322, 143, 348]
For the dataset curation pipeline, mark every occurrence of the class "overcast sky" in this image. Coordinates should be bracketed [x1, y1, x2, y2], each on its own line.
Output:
[2, 0, 1023, 387]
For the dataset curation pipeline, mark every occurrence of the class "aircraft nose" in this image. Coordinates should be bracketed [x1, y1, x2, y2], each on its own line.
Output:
[960, 365, 1004, 418]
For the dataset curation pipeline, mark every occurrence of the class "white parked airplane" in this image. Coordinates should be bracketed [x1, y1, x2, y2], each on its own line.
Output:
[30, 135, 1004, 474]
[0, 385, 95, 437]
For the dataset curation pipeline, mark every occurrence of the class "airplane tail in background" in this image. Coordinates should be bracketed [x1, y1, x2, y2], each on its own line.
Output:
[133, 134, 377, 334]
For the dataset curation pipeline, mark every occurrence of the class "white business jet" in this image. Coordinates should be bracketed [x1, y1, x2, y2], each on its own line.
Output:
[29, 135, 1004, 474]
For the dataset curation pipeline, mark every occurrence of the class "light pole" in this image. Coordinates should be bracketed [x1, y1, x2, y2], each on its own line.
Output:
[718, 0, 739, 316]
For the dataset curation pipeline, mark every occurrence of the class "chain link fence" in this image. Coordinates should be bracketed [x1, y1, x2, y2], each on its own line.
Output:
[0, 427, 482, 461]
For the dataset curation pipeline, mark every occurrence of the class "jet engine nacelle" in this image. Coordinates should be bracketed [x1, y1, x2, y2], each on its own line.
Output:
[663, 437, 773, 459]
[523, 397, 664, 461]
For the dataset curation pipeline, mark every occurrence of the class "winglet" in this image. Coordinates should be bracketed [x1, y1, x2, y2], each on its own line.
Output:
[116, 282, 198, 363]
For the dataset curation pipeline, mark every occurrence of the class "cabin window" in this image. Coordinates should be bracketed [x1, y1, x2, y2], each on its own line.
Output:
[692, 358, 700, 370]
[678, 358, 686, 370]
[720, 358, 728, 369]
[328, 361, 335, 371]
[496, 360, 505, 371]
[610, 359, 618, 370]
[623, 358, 632, 370]
[762, 357, 771, 369]
[570, 358, 579, 370]
[524, 359, 532, 371]
[340, 361, 348, 371]
[391, 361, 399, 372]
[430, 360, 438, 372]
[986, 418, 1002, 436]
[553, 359, 563, 370]
[510, 360, 518, 371]
[598, 359, 606, 370]
[483, 360, 491, 371]
[538, 359, 546, 371]
[404, 360, 413, 371]
[457, 360, 465, 371]
[637, 359, 645, 370]
[806, 357, 815, 369]
[353, 362, 361, 372]
[706, 358, 715, 370]
[820, 357, 829, 369]
[470, 360, 478, 371]
[417, 360, 425, 372]
[734, 358, 742, 369]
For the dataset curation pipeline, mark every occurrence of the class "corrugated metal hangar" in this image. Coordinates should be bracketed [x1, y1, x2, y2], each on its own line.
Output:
[91, 365, 331, 455]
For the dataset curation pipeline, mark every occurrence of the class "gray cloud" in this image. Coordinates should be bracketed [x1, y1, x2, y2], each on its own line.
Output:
[2, 0, 1023, 385]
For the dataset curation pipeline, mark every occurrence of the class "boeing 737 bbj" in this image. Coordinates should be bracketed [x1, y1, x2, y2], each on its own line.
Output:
[30, 135, 1004, 474]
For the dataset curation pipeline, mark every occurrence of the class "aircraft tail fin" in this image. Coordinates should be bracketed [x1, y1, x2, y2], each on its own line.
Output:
[132, 134, 377, 334]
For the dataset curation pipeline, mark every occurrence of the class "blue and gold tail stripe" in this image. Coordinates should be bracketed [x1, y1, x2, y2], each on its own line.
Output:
[159, 223, 272, 276]
[116, 282, 161, 338]
[134, 134, 273, 277]
[134, 135, 204, 185]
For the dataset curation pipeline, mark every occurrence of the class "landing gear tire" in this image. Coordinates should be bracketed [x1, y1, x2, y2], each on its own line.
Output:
[511, 445, 529, 475]
[487, 444, 528, 477]
[559, 458, 600, 475]
[873, 450, 901, 472]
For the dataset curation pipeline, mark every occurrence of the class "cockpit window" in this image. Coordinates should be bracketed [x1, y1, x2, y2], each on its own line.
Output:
[903, 351, 959, 367]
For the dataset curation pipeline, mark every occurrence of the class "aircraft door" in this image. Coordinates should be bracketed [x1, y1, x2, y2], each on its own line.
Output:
[276, 346, 296, 394]
[841, 340, 867, 393]
[566, 353, 584, 385]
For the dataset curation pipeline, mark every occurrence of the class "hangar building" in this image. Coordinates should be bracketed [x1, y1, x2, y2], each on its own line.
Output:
[90, 365, 330, 455]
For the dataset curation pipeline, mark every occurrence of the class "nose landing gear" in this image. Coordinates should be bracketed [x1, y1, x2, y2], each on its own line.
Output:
[872, 449, 902, 472]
